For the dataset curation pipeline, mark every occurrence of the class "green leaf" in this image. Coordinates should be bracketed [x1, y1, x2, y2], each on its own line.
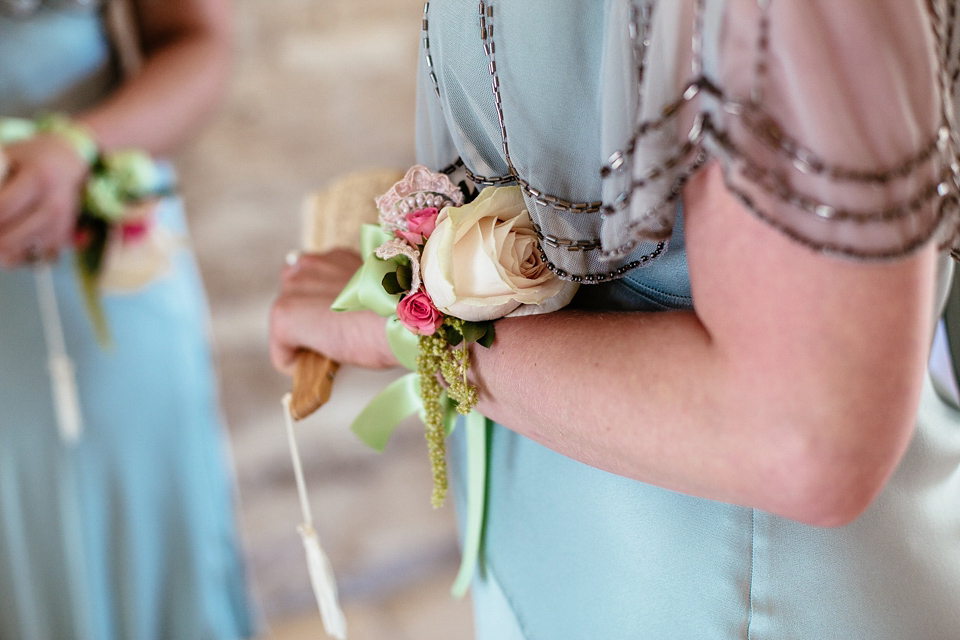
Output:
[442, 325, 463, 347]
[458, 180, 476, 204]
[75, 216, 109, 274]
[460, 321, 489, 343]
[477, 322, 496, 348]
[74, 247, 111, 347]
[396, 263, 412, 291]
[381, 271, 404, 295]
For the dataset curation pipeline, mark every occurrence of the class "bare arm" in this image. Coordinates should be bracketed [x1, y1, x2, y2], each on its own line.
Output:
[468, 163, 936, 527]
[78, 0, 233, 155]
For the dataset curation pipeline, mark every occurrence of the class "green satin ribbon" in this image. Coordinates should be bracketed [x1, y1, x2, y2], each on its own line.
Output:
[332, 224, 402, 318]
[332, 223, 488, 596]
[348, 373, 421, 452]
[451, 410, 491, 598]
[0, 117, 38, 145]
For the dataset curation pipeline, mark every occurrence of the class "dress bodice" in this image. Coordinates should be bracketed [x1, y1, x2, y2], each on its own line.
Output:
[0, 0, 113, 117]
[0, 0, 102, 17]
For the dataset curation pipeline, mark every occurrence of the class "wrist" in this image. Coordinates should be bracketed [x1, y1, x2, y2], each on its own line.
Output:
[34, 114, 99, 168]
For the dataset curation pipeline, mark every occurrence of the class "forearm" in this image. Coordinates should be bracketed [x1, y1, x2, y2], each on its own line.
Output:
[471, 305, 923, 526]
[77, 4, 231, 155]
[472, 310, 788, 512]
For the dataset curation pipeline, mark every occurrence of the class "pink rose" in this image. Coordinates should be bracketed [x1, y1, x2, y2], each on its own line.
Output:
[396, 291, 444, 336]
[119, 199, 160, 244]
[396, 207, 439, 246]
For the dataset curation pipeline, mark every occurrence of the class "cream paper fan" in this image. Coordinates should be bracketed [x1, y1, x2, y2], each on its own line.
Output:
[301, 169, 406, 253]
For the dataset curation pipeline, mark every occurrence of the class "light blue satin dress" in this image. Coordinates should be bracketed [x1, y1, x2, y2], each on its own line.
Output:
[0, 4, 254, 639]
[419, 1, 960, 638]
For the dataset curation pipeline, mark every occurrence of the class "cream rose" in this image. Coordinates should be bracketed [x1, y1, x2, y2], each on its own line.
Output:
[420, 186, 578, 322]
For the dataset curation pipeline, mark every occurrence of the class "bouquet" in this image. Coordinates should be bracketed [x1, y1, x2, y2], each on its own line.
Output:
[374, 165, 579, 504]
[0, 115, 176, 344]
[332, 165, 578, 594]
[334, 165, 577, 506]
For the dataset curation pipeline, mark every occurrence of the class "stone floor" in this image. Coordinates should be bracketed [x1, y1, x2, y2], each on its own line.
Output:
[174, 1, 475, 638]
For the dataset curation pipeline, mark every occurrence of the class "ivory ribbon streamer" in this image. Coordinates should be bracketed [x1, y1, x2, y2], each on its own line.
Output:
[35, 264, 84, 444]
[282, 394, 347, 639]
[332, 223, 490, 596]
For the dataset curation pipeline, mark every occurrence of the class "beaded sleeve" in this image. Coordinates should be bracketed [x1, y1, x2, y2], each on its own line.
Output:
[600, 0, 960, 261]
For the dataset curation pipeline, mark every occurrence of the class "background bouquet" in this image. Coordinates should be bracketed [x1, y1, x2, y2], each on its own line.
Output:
[0, 115, 175, 343]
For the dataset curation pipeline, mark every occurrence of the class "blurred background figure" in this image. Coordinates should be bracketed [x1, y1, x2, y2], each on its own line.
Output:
[0, 1, 254, 639]
[177, 1, 472, 638]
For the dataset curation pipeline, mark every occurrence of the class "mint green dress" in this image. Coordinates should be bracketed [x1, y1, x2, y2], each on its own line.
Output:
[418, 1, 960, 638]
[0, 3, 254, 639]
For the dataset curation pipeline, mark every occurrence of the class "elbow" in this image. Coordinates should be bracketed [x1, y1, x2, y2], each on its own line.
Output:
[762, 417, 911, 528]
[769, 462, 882, 528]
[778, 477, 877, 528]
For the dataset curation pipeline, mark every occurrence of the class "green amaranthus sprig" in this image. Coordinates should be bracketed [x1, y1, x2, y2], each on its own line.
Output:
[416, 316, 494, 508]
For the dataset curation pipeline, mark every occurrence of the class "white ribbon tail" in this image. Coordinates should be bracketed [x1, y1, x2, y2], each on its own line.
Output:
[299, 523, 347, 640]
[34, 264, 83, 443]
[48, 353, 83, 443]
[282, 393, 347, 639]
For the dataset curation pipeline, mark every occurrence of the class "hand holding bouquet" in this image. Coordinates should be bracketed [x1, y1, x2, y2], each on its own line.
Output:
[0, 115, 176, 343]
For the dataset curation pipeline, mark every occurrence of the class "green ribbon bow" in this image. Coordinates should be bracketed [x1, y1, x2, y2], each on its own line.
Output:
[331, 223, 489, 597]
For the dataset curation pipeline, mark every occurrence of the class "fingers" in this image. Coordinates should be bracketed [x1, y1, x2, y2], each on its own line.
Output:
[269, 293, 296, 375]
[269, 248, 388, 375]
[0, 139, 86, 267]
[279, 249, 363, 296]
[0, 197, 76, 267]
[0, 169, 42, 230]
[269, 291, 324, 376]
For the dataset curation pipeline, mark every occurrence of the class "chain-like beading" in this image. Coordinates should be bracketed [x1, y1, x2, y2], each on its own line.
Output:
[539, 242, 666, 284]
[463, 165, 515, 186]
[439, 158, 464, 175]
[422, 1, 441, 99]
[478, 0, 667, 278]
[725, 175, 950, 260]
[750, 0, 772, 105]
[597, 0, 960, 260]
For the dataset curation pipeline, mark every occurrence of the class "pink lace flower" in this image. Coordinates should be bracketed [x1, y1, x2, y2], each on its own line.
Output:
[396, 207, 439, 245]
[376, 165, 464, 233]
[396, 291, 444, 336]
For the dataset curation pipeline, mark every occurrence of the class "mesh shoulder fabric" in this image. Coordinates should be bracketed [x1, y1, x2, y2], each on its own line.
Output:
[601, 0, 960, 262]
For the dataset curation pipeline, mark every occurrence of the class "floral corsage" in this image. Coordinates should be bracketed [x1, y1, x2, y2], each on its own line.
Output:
[335, 165, 579, 506]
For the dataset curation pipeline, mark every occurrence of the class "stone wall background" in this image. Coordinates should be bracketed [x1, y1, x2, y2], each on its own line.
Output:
[175, 1, 474, 637]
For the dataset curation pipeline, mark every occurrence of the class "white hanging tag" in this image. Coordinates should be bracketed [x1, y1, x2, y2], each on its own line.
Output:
[282, 394, 347, 639]
[34, 263, 83, 443]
